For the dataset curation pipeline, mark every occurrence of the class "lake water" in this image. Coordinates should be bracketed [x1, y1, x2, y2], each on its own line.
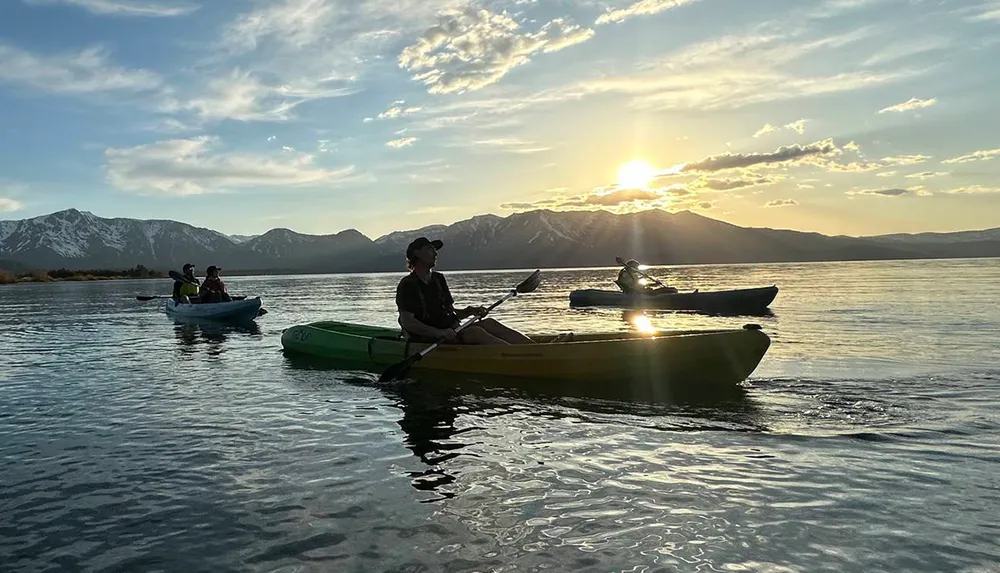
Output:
[2, 258, 999, 572]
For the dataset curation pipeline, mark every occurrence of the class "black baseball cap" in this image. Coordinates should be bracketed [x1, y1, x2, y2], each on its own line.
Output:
[406, 237, 443, 260]
[182, 263, 195, 271]
[207, 265, 221, 273]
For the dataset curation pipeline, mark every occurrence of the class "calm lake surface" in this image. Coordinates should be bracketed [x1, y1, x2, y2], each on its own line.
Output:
[2, 258, 999, 572]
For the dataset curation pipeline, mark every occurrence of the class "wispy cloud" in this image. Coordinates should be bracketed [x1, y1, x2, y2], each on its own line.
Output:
[23, 0, 198, 17]
[753, 124, 777, 138]
[878, 97, 936, 114]
[785, 119, 809, 134]
[182, 69, 358, 122]
[880, 154, 932, 165]
[753, 119, 809, 137]
[463, 137, 550, 154]
[847, 187, 932, 197]
[906, 171, 950, 180]
[105, 136, 355, 195]
[690, 173, 783, 190]
[574, 29, 919, 111]
[374, 104, 422, 120]
[399, 8, 594, 94]
[764, 199, 798, 207]
[941, 148, 1000, 164]
[680, 139, 839, 173]
[595, 0, 698, 25]
[0, 42, 162, 95]
[0, 198, 24, 213]
[945, 185, 1000, 194]
[386, 137, 418, 148]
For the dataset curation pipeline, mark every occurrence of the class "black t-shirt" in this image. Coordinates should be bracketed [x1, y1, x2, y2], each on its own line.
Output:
[396, 271, 458, 329]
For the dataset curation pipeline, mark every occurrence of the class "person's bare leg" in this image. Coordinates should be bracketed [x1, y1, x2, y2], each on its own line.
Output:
[458, 325, 509, 345]
[477, 318, 534, 344]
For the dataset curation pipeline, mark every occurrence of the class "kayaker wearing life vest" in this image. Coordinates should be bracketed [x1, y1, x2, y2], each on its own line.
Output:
[172, 263, 201, 303]
[199, 265, 232, 303]
[395, 237, 536, 345]
[616, 259, 678, 294]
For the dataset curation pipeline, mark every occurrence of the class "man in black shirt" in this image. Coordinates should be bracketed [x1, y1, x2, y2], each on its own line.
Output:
[395, 237, 534, 344]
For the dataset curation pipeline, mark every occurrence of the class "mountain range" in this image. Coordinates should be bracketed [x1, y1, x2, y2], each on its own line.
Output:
[1, 208, 999, 274]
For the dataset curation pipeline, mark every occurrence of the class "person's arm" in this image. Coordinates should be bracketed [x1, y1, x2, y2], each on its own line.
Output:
[437, 273, 485, 319]
[399, 311, 456, 341]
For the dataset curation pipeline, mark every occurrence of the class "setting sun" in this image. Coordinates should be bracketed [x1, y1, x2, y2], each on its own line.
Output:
[616, 160, 657, 190]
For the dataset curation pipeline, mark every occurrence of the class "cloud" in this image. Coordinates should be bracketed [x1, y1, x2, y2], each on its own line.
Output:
[386, 136, 418, 148]
[847, 187, 931, 197]
[876, 170, 897, 178]
[969, 2, 1000, 22]
[880, 154, 931, 166]
[945, 185, 1000, 195]
[585, 188, 663, 205]
[182, 69, 358, 122]
[23, 0, 197, 17]
[753, 124, 777, 138]
[0, 198, 24, 213]
[690, 173, 783, 190]
[785, 119, 808, 134]
[105, 136, 354, 195]
[906, 171, 949, 180]
[764, 199, 798, 207]
[375, 105, 422, 120]
[878, 97, 936, 114]
[595, 0, 698, 25]
[754, 119, 809, 138]
[0, 42, 162, 95]
[399, 8, 594, 94]
[941, 148, 1000, 164]
[680, 139, 839, 173]
[463, 137, 550, 154]
[574, 28, 920, 111]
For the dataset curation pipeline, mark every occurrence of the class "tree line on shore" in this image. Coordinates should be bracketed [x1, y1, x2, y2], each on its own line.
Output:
[0, 265, 164, 284]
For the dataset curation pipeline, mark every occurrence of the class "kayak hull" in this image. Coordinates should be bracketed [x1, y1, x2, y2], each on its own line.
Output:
[281, 321, 771, 397]
[164, 297, 263, 322]
[569, 285, 778, 313]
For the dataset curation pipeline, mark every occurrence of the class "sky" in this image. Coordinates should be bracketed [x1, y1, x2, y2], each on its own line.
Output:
[1, 0, 1000, 239]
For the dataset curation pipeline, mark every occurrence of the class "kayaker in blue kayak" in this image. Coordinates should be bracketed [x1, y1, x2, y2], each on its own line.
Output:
[199, 265, 232, 303]
[616, 259, 678, 295]
[396, 237, 554, 345]
[172, 263, 201, 303]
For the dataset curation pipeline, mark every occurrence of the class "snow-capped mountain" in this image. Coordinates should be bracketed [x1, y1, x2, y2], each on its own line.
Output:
[2, 208, 999, 273]
[0, 209, 238, 270]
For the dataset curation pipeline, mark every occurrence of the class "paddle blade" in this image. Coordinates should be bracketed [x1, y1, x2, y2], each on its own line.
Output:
[136, 295, 164, 301]
[378, 354, 420, 383]
[515, 269, 542, 294]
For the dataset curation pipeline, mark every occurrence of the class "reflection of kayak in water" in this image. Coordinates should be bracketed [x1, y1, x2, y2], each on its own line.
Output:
[280, 321, 772, 395]
[569, 285, 779, 313]
[164, 297, 263, 322]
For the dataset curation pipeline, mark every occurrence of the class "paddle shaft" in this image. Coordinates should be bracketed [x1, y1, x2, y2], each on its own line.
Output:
[616, 256, 669, 289]
[412, 289, 518, 360]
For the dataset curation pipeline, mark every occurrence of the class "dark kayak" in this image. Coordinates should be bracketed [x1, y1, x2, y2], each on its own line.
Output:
[569, 285, 779, 313]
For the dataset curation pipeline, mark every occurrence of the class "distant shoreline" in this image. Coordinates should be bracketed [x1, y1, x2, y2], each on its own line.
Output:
[0, 267, 166, 285]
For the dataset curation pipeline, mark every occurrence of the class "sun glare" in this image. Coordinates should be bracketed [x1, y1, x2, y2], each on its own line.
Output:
[616, 160, 657, 190]
[630, 314, 658, 335]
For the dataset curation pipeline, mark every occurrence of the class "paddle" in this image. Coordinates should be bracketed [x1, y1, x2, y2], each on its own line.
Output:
[614, 256, 693, 294]
[138, 270, 248, 302]
[378, 269, 542, 383]
[136, 294, 248, 301]
[615, 256, 671, 289]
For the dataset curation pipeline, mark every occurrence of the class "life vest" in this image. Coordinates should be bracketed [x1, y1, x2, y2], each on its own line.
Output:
[179, 281, 200, 297]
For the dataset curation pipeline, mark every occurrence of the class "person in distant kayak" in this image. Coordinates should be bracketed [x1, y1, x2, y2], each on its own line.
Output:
[396, 237, 566, 345]
[199, 265, 232, 303]
[616, 259, 677, 295]
[172, 263, 201, 303]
